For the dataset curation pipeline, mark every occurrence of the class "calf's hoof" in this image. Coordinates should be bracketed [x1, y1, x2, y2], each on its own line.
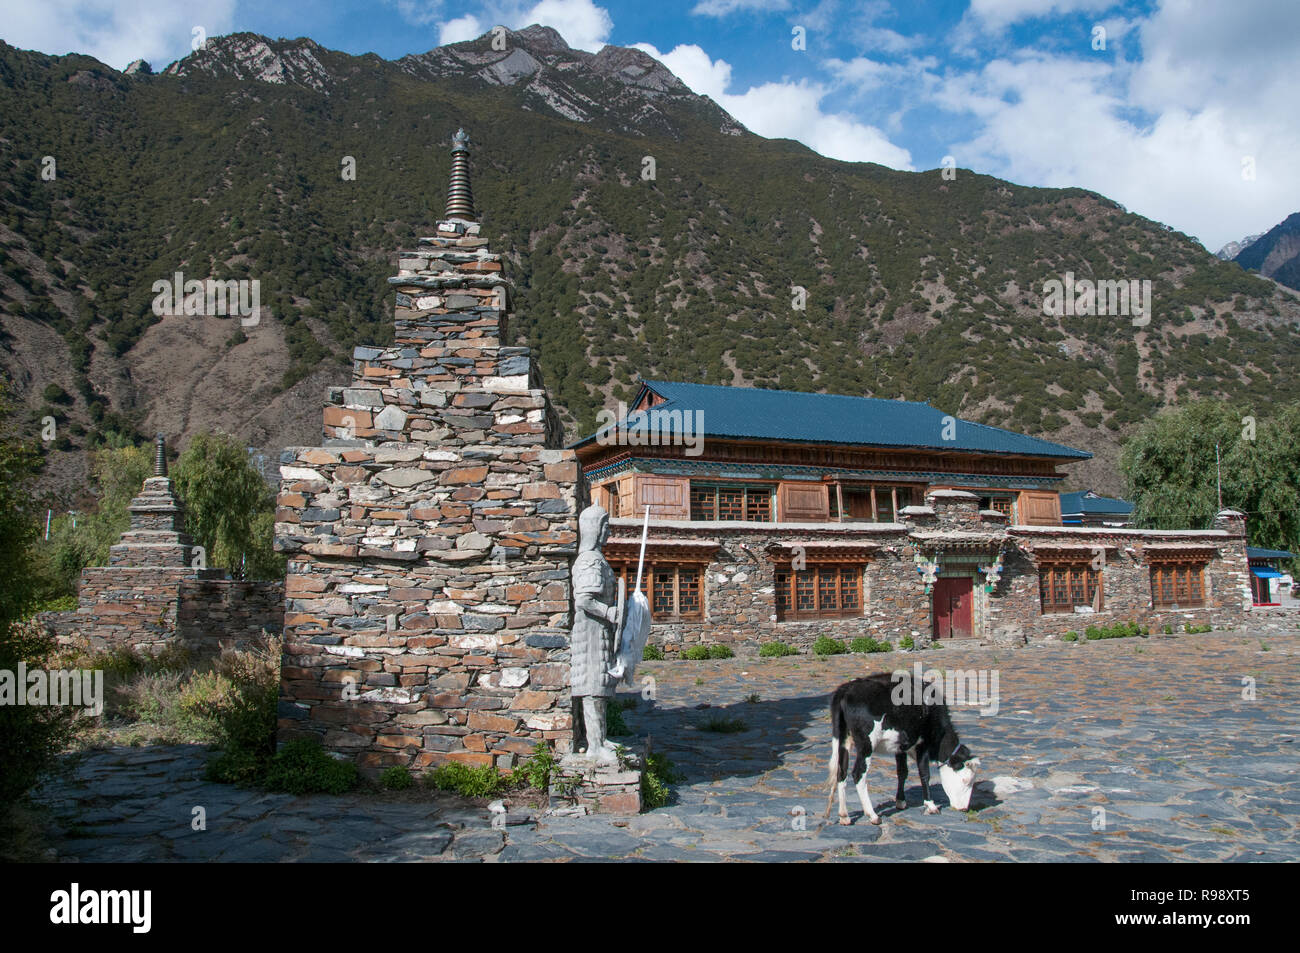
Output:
[838, 815, 852, 826]
[868, 815, 883, 826]
[895, 798, 907, 811]
[924, 802, 940, 815]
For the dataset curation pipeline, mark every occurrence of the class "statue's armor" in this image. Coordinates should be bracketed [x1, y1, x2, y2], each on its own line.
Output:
[570, 549, 616, 698]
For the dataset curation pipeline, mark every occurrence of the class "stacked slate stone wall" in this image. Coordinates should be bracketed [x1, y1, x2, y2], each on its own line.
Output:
[177, 578, 285, 656]
[276, 217, 584, 773]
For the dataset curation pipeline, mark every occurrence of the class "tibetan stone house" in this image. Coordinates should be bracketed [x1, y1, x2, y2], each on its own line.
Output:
[573, 380, 1257, 649]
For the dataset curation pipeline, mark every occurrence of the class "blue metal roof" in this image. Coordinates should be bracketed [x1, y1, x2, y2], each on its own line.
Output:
[1059, 490, 1135, 515]
[1247, 546, 1294, 560]
[572, 380, 1091, 460]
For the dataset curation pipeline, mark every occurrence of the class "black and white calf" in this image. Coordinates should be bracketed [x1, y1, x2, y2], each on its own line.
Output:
[824, 672, 979, 825]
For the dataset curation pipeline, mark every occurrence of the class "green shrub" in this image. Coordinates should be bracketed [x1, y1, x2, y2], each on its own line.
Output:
[204, 637, 280, 785]
[116, 671, 186, 724]
[850, 637, 891, 653]
[707, 644, 733, 659]
[641, 752, 684, 810]
[1163, 624, 1173, 634]
[1183, 623, 1211, 634]
[642, 644, 664, 661]
[512, 743, 557, 791]
[900, 635, 915, 651]
[379, 765, 414, 790]
[1076, 620, 1148, 642]
[606, 701, 630, 737]
[426, 761, 507, 798]
[264, 739, 359, 796]
[682, 645, 711, 660]
[1062, 631, 1078, 642]
[0, 620, 79, 806]
[758, 641, 798, 657]
[696, 715, 749, 733]
[812, 636, 847, 656]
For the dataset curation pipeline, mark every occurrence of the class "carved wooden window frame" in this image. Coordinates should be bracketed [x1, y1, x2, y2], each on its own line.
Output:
[689, 483, 773, 522]
[612, 561, 705, 622]
[1038, 563, 1102, 614]
[1149, 562, 1206, 608]
[773, 564, 863, 621]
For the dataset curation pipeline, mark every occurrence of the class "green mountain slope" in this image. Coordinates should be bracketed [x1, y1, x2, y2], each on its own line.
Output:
[2, 27, 1299, 503]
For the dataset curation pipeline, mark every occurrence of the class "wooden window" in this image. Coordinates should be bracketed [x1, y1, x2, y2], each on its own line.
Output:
[1038, 564, 1102, 614]
[981, 496, 1013, 519]
[774, 565, 863, 620]
[606, 483, 620, 518]
[1150, 564, 1205, 607]
[689, 486, 715, 521]
[839, 486, 914, 521]
[614, 563, 703, 621]
[778, 482, 830, 521]
[689, 484, 772, 522]
[718, 487, 744, 520]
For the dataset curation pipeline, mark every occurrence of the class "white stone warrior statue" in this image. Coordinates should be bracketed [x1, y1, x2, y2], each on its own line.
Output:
[570, 504, 621, 762]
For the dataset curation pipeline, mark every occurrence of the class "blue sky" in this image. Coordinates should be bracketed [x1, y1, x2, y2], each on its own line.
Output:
[3, 0, 1298, 251]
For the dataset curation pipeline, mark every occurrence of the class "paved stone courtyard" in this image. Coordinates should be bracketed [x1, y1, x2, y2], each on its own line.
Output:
[32, 629, 1300, 862]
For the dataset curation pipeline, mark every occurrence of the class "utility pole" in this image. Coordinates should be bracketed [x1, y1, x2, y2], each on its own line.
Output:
[1215, 444, 1222, 510]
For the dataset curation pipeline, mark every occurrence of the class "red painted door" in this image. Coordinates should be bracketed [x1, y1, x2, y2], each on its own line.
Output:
[933, 577, 974, 639]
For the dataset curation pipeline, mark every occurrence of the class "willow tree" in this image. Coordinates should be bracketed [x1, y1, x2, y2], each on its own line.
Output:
[1119, 399, 1300, 556]
[173, 431, 282, 579]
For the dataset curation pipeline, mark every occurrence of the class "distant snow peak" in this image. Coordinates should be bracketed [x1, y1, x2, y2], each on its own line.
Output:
[1215, 233, 1262, 260]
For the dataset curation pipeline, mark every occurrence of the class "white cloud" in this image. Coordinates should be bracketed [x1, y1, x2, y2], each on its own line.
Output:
[818, 0, 1300, 249]
[433, 0, 612, 52]
[0, 0, 237, 70]
[522, 0, 611, 51]
[635, 42, 913, 169]
[390, 0, 447, 28]
[439, 14, 483, 45]
[691, 0, 791, 16]
[965, 0, 1121, 32]
[927, 51, 1298, 249]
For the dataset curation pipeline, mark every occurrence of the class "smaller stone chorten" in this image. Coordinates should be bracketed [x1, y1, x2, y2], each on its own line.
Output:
[108, 433, 199, 569]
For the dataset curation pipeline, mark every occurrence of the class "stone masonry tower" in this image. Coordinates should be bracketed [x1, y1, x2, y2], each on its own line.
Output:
[275, 131, 585, 773]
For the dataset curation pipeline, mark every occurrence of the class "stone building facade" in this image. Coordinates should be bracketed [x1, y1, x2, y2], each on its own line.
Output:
[604, 491, 1252, 653]
[274, 131, 585, 772]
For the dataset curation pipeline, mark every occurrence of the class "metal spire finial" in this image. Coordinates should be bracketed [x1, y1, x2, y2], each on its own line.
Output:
[154, 433, 167, 477]
[444, 128, 477, 222]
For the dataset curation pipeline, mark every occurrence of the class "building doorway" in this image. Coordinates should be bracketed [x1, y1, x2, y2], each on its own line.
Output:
[932, 576, 974, 639]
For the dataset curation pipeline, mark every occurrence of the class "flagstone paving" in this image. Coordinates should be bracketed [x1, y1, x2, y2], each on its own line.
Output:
[31, 629, 1300, 862]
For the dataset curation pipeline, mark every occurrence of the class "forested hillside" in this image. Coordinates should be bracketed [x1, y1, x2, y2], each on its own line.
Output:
[3, 27, 1299, 503]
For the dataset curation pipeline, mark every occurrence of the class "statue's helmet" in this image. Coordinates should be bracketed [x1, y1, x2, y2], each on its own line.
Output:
[578, 504, 609, 550]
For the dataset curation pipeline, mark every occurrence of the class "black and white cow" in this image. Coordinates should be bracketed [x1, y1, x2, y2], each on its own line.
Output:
[824, 672, 979, 825]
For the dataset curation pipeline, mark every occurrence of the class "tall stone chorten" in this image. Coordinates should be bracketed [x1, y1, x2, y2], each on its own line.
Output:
[275, 131, 585, 772]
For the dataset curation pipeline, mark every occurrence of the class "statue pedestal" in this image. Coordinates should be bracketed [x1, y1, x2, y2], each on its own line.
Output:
[551, 752, 643, 815]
